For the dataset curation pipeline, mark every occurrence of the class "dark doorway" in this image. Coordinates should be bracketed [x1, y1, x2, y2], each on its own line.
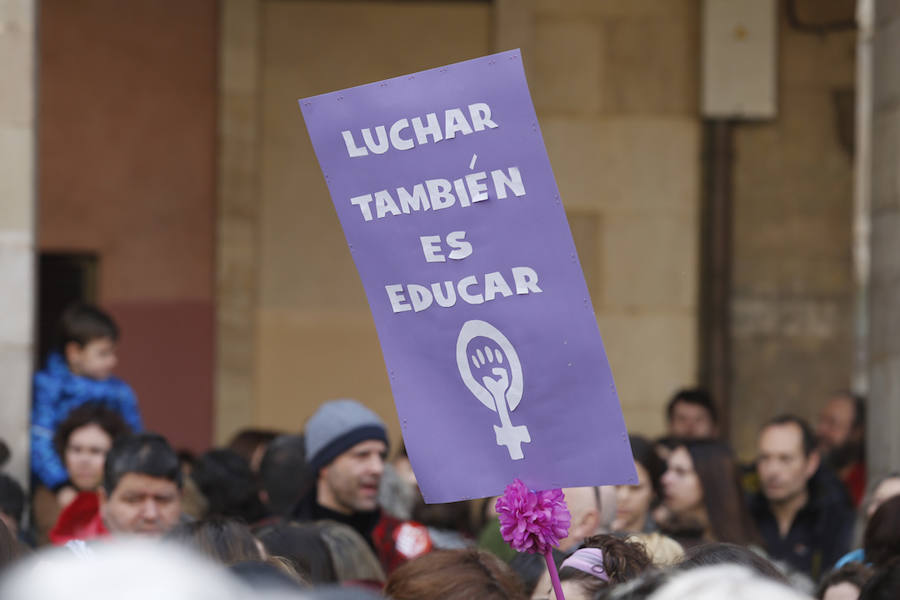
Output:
[37, 253, 98, 367]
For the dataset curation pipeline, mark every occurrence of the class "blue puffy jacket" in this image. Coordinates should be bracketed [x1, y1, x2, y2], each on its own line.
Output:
[31, 353, 142, 489]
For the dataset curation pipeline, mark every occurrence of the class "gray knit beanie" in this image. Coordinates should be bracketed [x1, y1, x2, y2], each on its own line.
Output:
[304, 399, 388, 471]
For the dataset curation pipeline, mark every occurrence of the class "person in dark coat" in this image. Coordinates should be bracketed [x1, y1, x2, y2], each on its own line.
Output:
[750, 415, 854, 580]
[294, 399, 432, 574]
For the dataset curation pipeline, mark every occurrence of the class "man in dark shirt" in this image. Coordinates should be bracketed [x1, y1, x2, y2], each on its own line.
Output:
[749, 415, 854, 580]
[665, 388, 719, 440]
[294, 399, 431, 574]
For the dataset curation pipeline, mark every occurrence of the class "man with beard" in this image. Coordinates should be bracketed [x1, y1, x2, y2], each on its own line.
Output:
[295, 399, 432, 574]
[750, 415, 854, 580]
[816, 392, 866, 506]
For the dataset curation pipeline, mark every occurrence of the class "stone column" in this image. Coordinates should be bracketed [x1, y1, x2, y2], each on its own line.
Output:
[867, 0, 900, 481]
[0, 0, 36, 486]
[216, 0, 261, 443]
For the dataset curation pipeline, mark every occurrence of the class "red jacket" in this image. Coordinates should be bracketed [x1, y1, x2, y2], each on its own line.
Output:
[49, 491, 108, 545]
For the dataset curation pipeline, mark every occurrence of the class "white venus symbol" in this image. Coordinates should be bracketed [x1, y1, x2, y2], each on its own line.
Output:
[456, 320, 532, 460]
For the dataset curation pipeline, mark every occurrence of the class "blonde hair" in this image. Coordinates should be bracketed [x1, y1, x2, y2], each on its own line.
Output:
[627, 532, 685, 567]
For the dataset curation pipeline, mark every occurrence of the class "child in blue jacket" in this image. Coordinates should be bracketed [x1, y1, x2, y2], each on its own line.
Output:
[31, 304, 142, 498]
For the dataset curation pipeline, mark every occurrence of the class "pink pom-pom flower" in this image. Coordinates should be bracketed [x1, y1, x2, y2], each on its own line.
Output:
[495, 478, 571, 554]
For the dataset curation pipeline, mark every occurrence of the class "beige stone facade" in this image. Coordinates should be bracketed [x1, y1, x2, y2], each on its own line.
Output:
[533, 1, 701, 438]
[215, 0, 701, 444]
[0, 0, 35, 484]
[216, 0, 263, 444]
[868, 0, 900, 481]
[730, 5, 857, 457]
[255, 0, 492, 444]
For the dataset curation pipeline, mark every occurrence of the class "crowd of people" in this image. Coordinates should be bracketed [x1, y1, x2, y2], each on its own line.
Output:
[0, 303, 898, 600]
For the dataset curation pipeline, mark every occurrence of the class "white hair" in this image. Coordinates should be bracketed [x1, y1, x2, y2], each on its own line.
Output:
[0, 539, 252, 600]
[648, 564, 813, 600]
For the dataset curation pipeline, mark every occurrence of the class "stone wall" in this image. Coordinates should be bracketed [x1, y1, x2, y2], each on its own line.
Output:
[528, 0, 701, 437]
[216, 0, 262, 443]
[214, 0, 702, 442]
[0, 0, 35, 485]
[252, 0, 493, 442]
[868, 0, 900, 480]
[730, 2, 856, 457]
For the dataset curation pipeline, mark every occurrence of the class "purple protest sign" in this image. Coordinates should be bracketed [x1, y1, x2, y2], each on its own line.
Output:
[299, 49, 636, 503]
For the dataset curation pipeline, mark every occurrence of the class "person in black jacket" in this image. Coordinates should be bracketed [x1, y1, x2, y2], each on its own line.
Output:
[749, 415, 854, 580]
[294, 399, 433, 574]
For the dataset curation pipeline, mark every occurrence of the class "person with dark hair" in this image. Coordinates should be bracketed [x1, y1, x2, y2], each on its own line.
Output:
[99, 432, 183, 537]
[817, 562, 873, 600]
[53, 403, 131, 495]
[0, 439, 9, 469]
[294, 399, 432, 574]
[0, 475, 24, 536]
[858, 557, 900, 600]
[258, 434, 314, 518]
[863, 495, 900, 569]
[0, 519, 24, 574]
[167, 517, 264, 565]
[191, 449, 267, 523]
[385, 548, 526, 600]
[411, 494, 475, 549]
[817, 392, 867, 506]
[508, 550, 566, 597]
[613, 435, 666, 533]
[227, 428, 282, 473]
[678, 542, 788, 584]
[750, 414, 854, 580]
[31, 303, 142, 505]
[652, 435, 681, 463]
[835, 474, 900, 568]
[665, 388, 718, 440]
[659, 439, 759, 548]
[48, 403, 132, 544]
[533, 534, 652, 600]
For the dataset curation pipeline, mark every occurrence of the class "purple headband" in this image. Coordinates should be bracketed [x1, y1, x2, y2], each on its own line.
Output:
[560, 548, 610, 582]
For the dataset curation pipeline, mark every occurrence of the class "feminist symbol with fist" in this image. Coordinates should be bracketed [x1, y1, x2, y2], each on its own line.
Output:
[456, 320, 532, 460]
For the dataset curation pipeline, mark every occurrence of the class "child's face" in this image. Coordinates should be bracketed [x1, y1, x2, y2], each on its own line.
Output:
[66, 337, 118, 380]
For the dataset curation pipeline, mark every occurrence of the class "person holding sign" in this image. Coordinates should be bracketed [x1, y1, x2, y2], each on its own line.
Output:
[293, 399, 432, 574]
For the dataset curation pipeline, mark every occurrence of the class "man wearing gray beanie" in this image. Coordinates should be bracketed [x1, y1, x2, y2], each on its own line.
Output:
[295, 399, 432, 574]
[305, 399, 390, 477]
